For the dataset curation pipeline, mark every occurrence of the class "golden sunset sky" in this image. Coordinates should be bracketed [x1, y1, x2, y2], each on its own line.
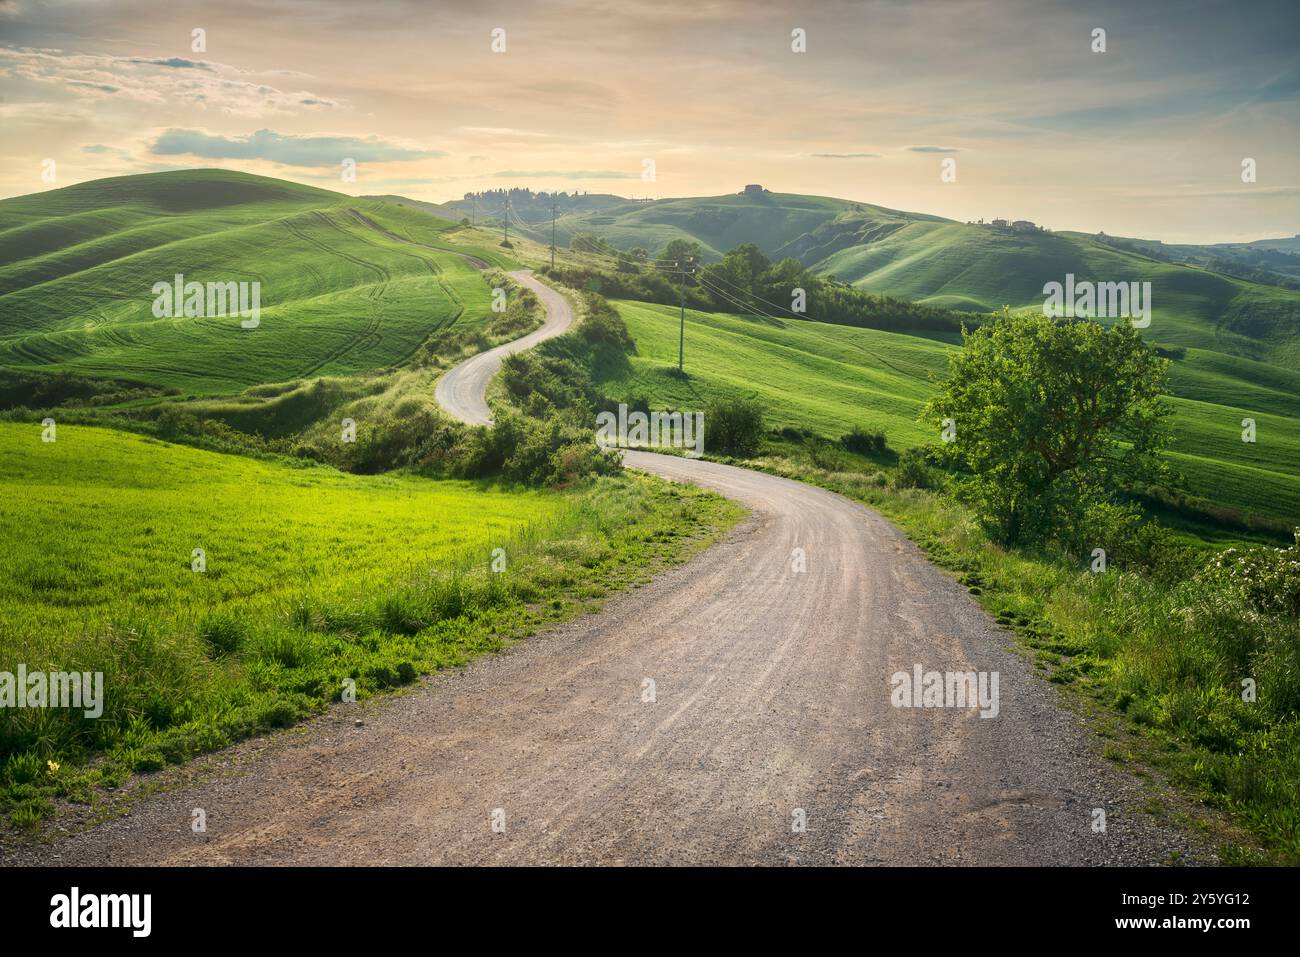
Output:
[1, 0, 1296, 242]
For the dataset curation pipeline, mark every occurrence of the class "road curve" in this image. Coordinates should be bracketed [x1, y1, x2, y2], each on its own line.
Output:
[6, 451, 1206, 866]
[434, 271, 574, 426]
[3, 278, 1209, 867]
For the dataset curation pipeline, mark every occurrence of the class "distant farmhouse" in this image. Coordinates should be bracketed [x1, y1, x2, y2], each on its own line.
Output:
[971, 216, 1046, 233]
[742, 184, 768, 195]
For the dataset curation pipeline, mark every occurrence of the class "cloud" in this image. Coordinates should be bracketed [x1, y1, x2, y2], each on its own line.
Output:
[0, 47, 340, 115]
[148, 128, 444, 167]
[81, 144, 130, 157]
[494, 169, 635, 179]
[123, 57, 215, 71]
[810, 152, 880, 159]
[458, 126, 555, 138]
[904, 145, 961, 153]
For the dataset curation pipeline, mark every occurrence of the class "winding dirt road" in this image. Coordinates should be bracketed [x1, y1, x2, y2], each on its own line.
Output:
[434, 271, 574, 426]
[4, 273, 1209, 866]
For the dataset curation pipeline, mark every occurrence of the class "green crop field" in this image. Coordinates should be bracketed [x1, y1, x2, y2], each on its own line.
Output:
[0, 170, 515, 395]
[602, 300, 947, 443]
[0, 422, 565, 644]
[603, 300, 1300, 524]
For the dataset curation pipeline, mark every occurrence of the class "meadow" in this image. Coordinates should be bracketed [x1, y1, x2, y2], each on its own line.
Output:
[0, 422, 740, 825]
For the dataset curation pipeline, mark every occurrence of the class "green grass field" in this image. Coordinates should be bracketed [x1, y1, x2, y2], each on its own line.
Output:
[0, 422, 740, 824]
[0, 170, 516, 395]
[603, 300, 1300, 524]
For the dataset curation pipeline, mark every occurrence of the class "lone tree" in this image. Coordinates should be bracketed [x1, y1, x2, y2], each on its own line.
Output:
[921, 311, 1171, 545]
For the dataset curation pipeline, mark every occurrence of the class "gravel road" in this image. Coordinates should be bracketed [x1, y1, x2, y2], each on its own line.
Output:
[434, 271, 573, 426]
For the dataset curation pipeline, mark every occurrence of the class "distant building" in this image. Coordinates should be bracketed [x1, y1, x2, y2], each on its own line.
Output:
[742, 184, 766, 195]
[1012, 220, 1036, 231]
[991, 218, 1009, 228]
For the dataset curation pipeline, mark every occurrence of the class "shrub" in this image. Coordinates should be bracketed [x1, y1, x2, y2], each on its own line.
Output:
[155, 406, 202, 441]
[894, 447, 939, 490]
[1073, 501, 1198, 580]
[1201, 531, 1300, 619]
[808, 437, 853, 472]
[841, 425, 888, 455]
[580, 293, 634, 348]
[705, 397, 764, 457]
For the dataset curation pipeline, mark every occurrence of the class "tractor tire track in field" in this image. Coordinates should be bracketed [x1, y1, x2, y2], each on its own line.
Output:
[3, 272, 1215, 866]
[345, 208, 491, 270]
[337, 209, 468, 324]
[281, 215, 389, 378]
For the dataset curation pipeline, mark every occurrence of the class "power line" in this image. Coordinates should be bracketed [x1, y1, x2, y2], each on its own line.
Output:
[695, 274, 789, 323]
[697, 268, 812, 320]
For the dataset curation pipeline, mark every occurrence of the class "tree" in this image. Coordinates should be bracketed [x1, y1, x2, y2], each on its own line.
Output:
[702, 243, 770, 306]
[657, 239, 704, 282]
[921, 311, 1171, 546]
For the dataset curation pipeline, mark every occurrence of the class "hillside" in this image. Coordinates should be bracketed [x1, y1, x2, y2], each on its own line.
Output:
[513, 189, 1300, 367]
[812, 219, 1300, 362]
[538, 191, 944, 263]
[0, 170, 514, 394]
[602, 300, 1300, 527]
[4, 170, 1297, 521]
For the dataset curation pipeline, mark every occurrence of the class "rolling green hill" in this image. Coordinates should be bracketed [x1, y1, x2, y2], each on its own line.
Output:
[813, 220, 1300, 362]
[0, 170, 515, 394]
[518, 189, 1300, 368]
[445, 189, 943, 263]
[602, 300, 1300, 525]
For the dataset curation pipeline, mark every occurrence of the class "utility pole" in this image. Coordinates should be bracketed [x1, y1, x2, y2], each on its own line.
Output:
[550, 202, 559, 269]
[677, 256, 694, 373]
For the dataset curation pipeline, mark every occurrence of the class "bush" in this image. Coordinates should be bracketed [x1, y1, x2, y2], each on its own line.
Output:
[155, 407, 202, 441]
[1201, 531, 1300, 619]
[348, 406, 459, 474]
[894, 447, 939, 489]
[456, 410, 620, 486]
[805, 437, 852, 472]
[705, 397, 764, 457]
[580, 293, 634, 348]
[841, 426, 888, 455]
[1073, 501, 1198, 580]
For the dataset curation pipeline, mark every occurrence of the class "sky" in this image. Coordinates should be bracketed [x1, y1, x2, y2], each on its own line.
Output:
[0, 0, 1296, 243]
